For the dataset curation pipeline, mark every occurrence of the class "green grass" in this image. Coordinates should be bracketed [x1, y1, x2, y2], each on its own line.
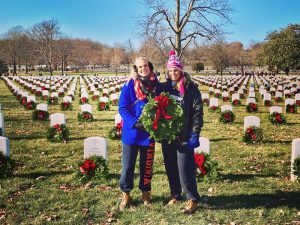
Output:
[0, 76, 300, 224]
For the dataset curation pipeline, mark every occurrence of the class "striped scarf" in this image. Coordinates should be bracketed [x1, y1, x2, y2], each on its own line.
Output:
[134, 72, 157, 100]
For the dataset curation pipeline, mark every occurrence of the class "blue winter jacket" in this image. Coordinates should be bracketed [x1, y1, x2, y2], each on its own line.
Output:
[119, 79, 156, 146]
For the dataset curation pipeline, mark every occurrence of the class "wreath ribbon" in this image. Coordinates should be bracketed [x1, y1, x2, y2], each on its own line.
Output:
[153, 95, 172, 130]
[194, 154, 206, 175]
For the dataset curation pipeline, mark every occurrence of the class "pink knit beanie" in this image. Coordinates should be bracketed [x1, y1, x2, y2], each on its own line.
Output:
[167, 50, 183, 71]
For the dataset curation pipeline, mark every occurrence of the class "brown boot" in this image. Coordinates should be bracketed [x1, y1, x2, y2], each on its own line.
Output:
[165, 197, 178, 207]
[141, 191, 151, 205]
[119, 192, 131, 211]
[182, 199, 197, 214]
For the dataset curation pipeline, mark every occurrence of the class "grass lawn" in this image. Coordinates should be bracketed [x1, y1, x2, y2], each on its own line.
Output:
[0, 75, 299, 225]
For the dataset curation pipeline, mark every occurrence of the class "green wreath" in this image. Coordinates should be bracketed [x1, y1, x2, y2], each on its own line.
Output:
[292, 157, 300, 181]
[269, 112, 287, 125]
[219, 110, 235, 123]
[46, 124, 69, 142]
[0, 152, 14, 178]
[242, 126, 263, 144]
[32, 110, 49, 121]
[139, 92, 184, 143]
[75, 156, 109, 184]
[77, 111, 94, 122]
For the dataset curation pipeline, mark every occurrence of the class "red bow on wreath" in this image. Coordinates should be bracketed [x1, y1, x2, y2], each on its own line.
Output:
[153, 95, 172, 130]
[194, 154, 206, 175]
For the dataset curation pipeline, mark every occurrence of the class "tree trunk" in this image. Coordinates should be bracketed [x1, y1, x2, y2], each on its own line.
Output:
[175, 0, 181, 56]
[13, 55, 17, 75]
[61, 57, 64, 76]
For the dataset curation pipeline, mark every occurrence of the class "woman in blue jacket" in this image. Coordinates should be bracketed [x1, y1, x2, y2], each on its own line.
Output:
[118, 56, 159, 211]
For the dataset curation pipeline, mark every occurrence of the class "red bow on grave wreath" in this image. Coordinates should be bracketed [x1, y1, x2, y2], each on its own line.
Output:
[153, 95, 172, 130]
[194, 154, 206, 175]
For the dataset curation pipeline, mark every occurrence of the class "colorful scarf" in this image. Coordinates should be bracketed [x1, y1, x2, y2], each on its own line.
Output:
[134, 72, 157, 100]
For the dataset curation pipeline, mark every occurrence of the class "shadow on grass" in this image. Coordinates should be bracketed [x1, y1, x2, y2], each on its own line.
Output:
[262, 140, 292, 144]
[14, 170, 71, 179]
[286, 122, 300, 126]
[210, 137, 236, 142]
[221, 173, 277, 181]
[10, 134, 45, 140]
[204, 191, 300, 209]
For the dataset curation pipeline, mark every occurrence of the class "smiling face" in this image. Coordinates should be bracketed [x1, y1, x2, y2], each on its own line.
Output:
[168, 67, 182, 82]
[135, 58, 150, 77]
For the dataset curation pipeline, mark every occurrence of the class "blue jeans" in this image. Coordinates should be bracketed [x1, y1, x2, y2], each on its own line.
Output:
[119, 142, 155, 192]
[162, 141, 201, 202]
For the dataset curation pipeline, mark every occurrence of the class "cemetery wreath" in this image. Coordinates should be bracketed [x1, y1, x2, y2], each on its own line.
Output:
[32, 110, 49, 121]
[61, 101, 73, 111]
[269, 112, 287, 125]
[24, 101, 37, 110]
[219, 110, 235, 123]
[108, 122, 122, 140]
[139, 92, 184, 143]
[286, 104, 297, 113]
[292, 157, 300, 181]
[246, 102, 258, 113]
[242, 126, 263, 144]
[46, 124, 70, 142]
[194, 153, 220, 182]
[0, 151, 14, 178]
[77, 111, 94, 122]
[76, 156, 109, 184]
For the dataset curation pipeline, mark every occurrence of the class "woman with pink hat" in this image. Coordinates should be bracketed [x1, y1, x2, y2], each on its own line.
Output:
[161, 50, 203, 214]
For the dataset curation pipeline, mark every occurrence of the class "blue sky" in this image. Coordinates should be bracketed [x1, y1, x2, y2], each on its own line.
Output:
[0, 0, 300, 49]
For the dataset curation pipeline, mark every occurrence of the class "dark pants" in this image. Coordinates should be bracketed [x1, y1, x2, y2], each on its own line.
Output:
[162, 141, 201, 202]
[119, 142, 155, 192]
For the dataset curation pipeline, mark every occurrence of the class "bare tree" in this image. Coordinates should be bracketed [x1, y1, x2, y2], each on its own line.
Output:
[139, 0, 232, 57]
[54, 38, 73, 75]
[0, 26, 24, 75]
[27, 18, 61, 75]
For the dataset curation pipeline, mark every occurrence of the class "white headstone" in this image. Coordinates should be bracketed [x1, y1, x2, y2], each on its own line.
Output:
[0, 113, 4, 136]
[269, 106, 282, 114]
[285, 98, 295, 106]
[42, 90, 49, 96]
[50, 113, 66, 126]
[100, 97, 109, 103]
[81, 104, 92, 113]
[84, 137, 108, 159]
[291, 138, 300, 181]
[244, 116, 260, 130]
[36, 103, 48, 112]
[115, 113, 122, 125]
[27, 95, 36, 103]
[221, 105, 233, 112]
[232, 93, 240, 100]
[246, 98, 256, 104]
[81, 93, 89, 99]
[275, 92, 283, 98]
[249, 92, 256, 98]
[110, 93, 118, 101]
[209, 98, 219, 107]
[202, 93, 209, 100]
[0, 136, 10, 157]
[195, 137, 210, 154]
[263, 93, 271, 101]
[63, 96, 72, 103]
[51, 92, 58, 98]
[295, 93, 300, 101]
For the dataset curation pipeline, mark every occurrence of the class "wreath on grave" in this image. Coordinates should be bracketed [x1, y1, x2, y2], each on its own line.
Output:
[32, 110, 49, 121]
[286, 104, 297, 113]
[80, 97, 89, 105]
[108, 122, 122, 140]
[77, 111, 94, 122]
[246, 103, 258, 113]
[292, 157, 300, 181]
[61, 101, 73, 111]
[231, 99, 241, 106]
[222, 96, 229, 102]
[42, 95, 48, 101]
[214, 93, 221, 99]
[58, 92, 65, 97]
[76, 156, 109, 184]
[269, 112, 287, 125]
[264, 99, 273, 106]
[92, 95, 99, 101]
[194, 153, 220, 182]
[275, 97, 283, 102]
[35, 91, 42, 97]
[20, 97, 27, 105]
[111, 99, 118, 106]
[139, 92, 184, 143]
[209, 105, 221, 112]
[296, 100, 300, 107]
[47, 97, 58, 105]
[202, 98, 209, 106]
[0, 152, 14, 178]
[219, 110, 235, 123]
[46, 124, 69, 142]
[98, 101, 110, 111]
[242, 126, 263, 144]
[24, 101, 37, 110]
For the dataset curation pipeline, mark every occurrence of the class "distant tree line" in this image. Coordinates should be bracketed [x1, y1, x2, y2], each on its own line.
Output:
[0, 17, 299, 76]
